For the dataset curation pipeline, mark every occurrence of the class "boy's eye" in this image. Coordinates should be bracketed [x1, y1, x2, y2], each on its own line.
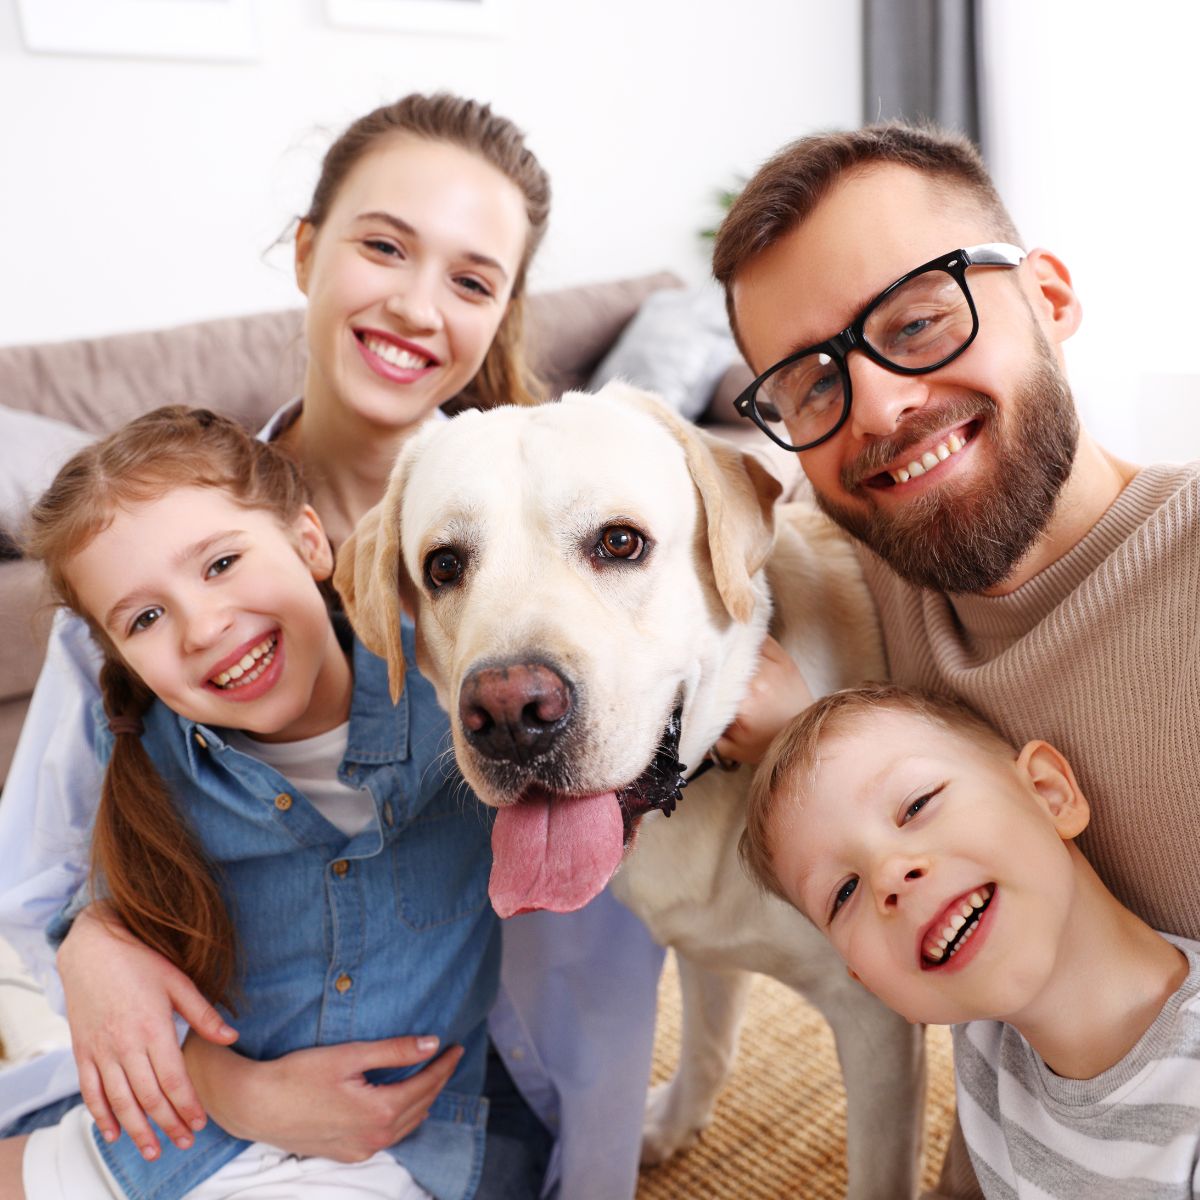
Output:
[901, 786, 943, 825]
[206, 554, 239, 579]
[830, 876, 858, 921]
[130, 607, 163, 634]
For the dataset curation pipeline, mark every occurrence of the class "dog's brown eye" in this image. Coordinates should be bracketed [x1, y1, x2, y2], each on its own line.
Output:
[597, 525, 645, 561]
[425, 548, 463, 589]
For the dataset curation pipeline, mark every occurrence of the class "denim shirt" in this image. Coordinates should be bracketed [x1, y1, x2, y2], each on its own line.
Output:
[82, 630, 499, 1200]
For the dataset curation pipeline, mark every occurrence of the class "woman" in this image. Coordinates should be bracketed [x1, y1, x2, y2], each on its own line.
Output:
[0, 93, 662, 1199]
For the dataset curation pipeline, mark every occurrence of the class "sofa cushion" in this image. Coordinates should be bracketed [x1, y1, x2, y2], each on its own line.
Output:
[0, 406, 97, 548]
[587, 283, 740, 420]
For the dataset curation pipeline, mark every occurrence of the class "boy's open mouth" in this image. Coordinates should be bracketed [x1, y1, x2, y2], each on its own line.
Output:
[210, 633, 279, 690]
[920, 882, 994, 968]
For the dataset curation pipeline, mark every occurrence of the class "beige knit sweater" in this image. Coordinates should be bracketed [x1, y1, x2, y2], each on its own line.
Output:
[860, 461, 1200, 941]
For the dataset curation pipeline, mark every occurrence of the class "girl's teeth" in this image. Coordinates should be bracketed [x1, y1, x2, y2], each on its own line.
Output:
[923, 883, 995, 964]
[212, 636, 277, 689]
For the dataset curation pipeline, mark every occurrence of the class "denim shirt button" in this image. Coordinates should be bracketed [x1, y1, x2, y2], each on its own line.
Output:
[273, 793, 293, 811]
[332, 859, 350, 877]
[383, 801, 394, 826]
[334, 973, 352, 994]
[193, 732, 207, 750]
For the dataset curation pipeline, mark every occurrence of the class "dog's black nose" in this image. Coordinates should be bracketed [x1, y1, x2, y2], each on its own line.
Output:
[459, 661, 573, 764]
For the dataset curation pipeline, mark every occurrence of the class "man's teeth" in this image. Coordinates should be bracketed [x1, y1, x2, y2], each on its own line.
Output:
[890, 431, 968, 484]
[362, 336, 429, 371]
[924, 883, 994, 963]
[211, 636, 277, 690]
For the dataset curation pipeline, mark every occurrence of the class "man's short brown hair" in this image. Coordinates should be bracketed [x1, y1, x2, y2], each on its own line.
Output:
[712, 122, 1022, 355]
[739, 682, 1014, 905]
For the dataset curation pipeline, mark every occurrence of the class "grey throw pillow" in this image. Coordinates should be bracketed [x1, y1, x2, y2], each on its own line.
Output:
[587, 284, 742, 421]
[0, 406, 96, 551]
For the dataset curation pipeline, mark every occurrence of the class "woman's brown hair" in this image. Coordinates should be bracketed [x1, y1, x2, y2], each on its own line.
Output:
[24, 406, 311, 1008]
[302, 91, 552, 410]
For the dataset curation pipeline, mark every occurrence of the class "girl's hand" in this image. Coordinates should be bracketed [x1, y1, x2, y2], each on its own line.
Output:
[183, 1035, 464, 1161]
[714, 635, 814, 765]
[57, 902, 238, 1160]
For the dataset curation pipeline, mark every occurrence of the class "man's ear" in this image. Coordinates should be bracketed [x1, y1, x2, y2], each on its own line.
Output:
[294, 219, 316, 295]
[1021, 248, 1082, 347]
[1016, 740, 1090, 840]
[294, 504, 334, 581]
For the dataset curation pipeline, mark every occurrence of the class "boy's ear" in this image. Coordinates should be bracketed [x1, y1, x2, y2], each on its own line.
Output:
[294, 505, 334, 581]
[1016, 740, 1090, 840]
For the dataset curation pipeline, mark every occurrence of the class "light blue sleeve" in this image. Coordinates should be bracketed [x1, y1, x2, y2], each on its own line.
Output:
[0, 607, 104, 1012]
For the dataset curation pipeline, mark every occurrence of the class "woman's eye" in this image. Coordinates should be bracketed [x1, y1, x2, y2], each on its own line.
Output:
[456, 275, 494, 298]
[206, 554, 238, 579]
[364, 238, 402, 258]
[831, 877, 858, 919]
[425, 548, 464, 590]
[130, 607, 163, 634]
[595, 525, 646, 562]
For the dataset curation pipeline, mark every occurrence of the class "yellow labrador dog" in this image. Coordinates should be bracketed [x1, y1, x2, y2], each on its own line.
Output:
[335, 383, 925, 1198]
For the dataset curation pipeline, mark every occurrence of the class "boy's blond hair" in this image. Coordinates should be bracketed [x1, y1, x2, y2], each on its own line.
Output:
[739, 683, 1013, 904]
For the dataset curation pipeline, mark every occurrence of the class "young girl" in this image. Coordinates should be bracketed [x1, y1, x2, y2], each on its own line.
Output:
[0, 93, 663, 1199]
[13, 406, 496, 1200]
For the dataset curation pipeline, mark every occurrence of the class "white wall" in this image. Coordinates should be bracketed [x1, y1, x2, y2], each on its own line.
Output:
[983, 1, 1200, 463]
[0, 0, 861, 347]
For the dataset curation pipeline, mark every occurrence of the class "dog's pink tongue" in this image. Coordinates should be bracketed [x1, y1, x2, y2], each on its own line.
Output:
[489, 791, 624, 918]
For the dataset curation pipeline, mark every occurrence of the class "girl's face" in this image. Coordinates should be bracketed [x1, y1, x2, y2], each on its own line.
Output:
[66, 486, 352, 743]
[295, 134, 529, 433]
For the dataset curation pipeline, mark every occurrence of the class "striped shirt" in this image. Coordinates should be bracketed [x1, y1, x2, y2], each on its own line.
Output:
[952, 934, 1200, 1198]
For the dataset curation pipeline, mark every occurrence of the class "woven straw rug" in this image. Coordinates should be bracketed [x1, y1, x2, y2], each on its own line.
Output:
[637, 952, 955, 1199]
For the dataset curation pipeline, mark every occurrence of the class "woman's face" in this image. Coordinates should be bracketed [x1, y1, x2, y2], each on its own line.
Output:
[296, 134, 529, 434]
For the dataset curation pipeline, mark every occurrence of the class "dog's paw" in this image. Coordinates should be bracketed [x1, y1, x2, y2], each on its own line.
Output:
[639, 1080, 713, 1166]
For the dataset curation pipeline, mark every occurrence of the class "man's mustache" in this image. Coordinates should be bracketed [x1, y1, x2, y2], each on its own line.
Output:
[841, 393, 996, 492]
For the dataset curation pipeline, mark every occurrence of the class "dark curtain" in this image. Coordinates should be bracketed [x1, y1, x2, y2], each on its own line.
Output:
[862, 0, 985, 153]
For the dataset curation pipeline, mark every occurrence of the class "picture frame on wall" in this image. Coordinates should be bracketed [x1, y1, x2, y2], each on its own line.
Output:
[15, 0, 260, 62]
[325, 0, 504, 37]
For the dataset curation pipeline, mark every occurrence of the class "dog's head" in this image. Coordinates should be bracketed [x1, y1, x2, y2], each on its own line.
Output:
[335, 382, 781, 915]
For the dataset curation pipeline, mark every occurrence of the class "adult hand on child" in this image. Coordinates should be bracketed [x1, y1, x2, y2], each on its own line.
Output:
[714, 635, 814, 765]
[183, 1035, 464, 1161]
[57, 901, 238, 1160]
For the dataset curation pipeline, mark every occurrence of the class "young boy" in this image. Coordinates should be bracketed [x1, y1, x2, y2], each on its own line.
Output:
[739, 682, 1200, 1198]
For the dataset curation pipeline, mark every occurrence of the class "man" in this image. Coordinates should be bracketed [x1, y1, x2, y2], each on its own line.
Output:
[711, 122, 1200, 1198]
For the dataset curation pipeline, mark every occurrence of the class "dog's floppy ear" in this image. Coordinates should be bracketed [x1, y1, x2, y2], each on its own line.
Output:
[333, 467, 416, 704]
[607, 383, 781, 623]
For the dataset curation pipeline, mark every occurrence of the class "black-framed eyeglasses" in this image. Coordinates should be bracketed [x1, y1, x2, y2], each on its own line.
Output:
[734, 243, 1026, 453]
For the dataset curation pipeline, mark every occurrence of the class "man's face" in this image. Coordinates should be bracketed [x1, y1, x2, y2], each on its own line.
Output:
[731, 166, 1078, 594]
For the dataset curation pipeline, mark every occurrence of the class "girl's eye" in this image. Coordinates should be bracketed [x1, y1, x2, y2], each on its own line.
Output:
[595, 525, 647, 562]
[206, 554, 239, 579]
[830, 876, 858, 920]
[130, 607, 163, 635]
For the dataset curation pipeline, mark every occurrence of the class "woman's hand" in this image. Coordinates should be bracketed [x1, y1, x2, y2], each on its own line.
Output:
[183, 1035, 464, 1162]
[714, 635, 814, 765]
[57, 902, 238, 1160]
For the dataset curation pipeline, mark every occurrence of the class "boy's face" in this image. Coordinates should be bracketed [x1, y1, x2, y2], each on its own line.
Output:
[770, 710, 1084, 1025]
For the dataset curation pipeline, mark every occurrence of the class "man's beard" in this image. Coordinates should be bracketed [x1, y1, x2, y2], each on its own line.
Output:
[814, 343, 1079, 594]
